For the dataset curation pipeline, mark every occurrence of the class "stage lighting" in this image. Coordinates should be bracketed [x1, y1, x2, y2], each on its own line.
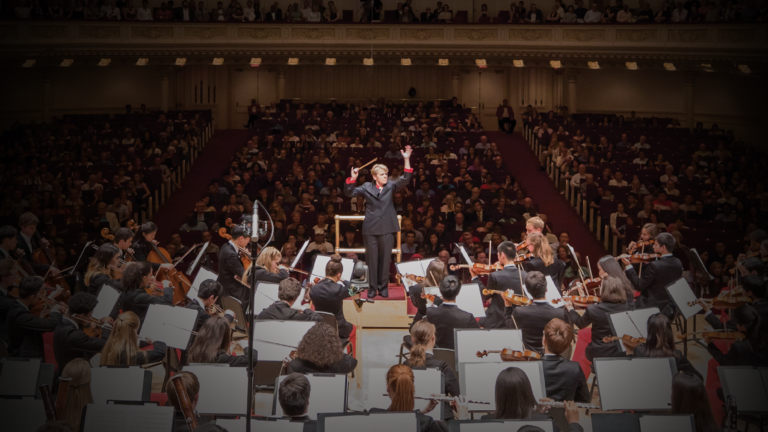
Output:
[98, 58, 111, 66]
[588, 61, 599, 69]
[325, 58, 336, 65]
[513, 60, 524, 67]
[363, 58, 374, 66]
[663, 63, 675, 71]
[626, 62, 638, 70]
[550, 60, 561, 69]
[136, 58, 149, 66]
[288, 58, 299, 65]
[175, 58, 186, 66]
[401, 58, 411, 66]
[475, 59, 487, 68]
[212, 58, 224, 65]
[60, 59, 74, 67]
[22, 60, 35, 68]
[738, 65, 751, 74]
[250, 58, 261, 67]
[438, 59, 449, 66]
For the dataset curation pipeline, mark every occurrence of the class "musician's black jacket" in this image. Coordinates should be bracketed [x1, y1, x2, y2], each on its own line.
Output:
[541, 354, 590, 403]
[633, 343, 703, 381]
[308, 278, 354, 339]
[625, 255, 683, 313]
[256, 301, 323, 322]
[53, 317, 107, 371]
[425, 303, 479, 350]
[507, 301, 569, 352]
[473, 265, 527, 329]
[131, 240, 162, 271]
[523, 257, 566, 292]
[113, 286, 174, 324]
[7, 304, 62, 357]
[568, 301, 628, 361]
[407, 283, 443, 328]
[404, 353, 459, 421]
[86, 272, 122, 296]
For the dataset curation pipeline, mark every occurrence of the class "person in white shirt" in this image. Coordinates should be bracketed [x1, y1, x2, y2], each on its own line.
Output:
[569, 164, 587, 189]
[137, 0, 154, 20]
[608, 171, 628, 187]
[583, 3, 601, 22]
[401, 231, 418, 254]
[664, 180, 680, 197]
[616, 4, 632, 22]
[307, 231, 334, 254]
[659, 164, 678, 184]
[632, 151, 649, 165]
[671, 2, 687, 21]
[299, 0, 312, 19]
[475, 136, 491, 150]
[306, 4, 321, 21]
[634, 135, 650, 149]
[243, 0, 256, 20]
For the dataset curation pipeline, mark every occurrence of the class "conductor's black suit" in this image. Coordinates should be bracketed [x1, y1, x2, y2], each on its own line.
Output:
[344, 168, 412, 296]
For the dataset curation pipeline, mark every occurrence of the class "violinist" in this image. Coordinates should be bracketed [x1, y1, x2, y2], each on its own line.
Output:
[425, 276, 479, 350]
[0, 225, 48, 275]
[16, 213, 62, 277]
[508, 271, 568, 352]
[218, 225, 251, 308]
[403, 320, 459, 421]
[308, 254, 359, 339]
[0, 259, 17, 347]
[526, 216, 558, 249]
[186, 279, 235, 333]
[186, 316, 257, 367]
[627, 314, 703, 380]
[83, 244, 123, 295]
[112, 262, 174, 324]
[472, 241, 526, 329]
[523, 232, 566, 290]
[698, 275, 767, 333]
[255, 277, 322, 322]
[406, 260, 446, 328]
[541, 318, 590, 403]
[620, 232, 682, 318]
[112, 227, 136, 262]
[53, 292, 109, 371]
[597, 255, 636, 310]
[565, 276, 629, 361]
[165, 371, 209, 432]
[705, 306, 768, 367]
[288, 323, 357, 374]
[100, 311, 166, 366]
[626, 222, 660, 271]
[278, 373, 317, 430]
[7, 276, 63, 357]
[369, 364, 443, 432]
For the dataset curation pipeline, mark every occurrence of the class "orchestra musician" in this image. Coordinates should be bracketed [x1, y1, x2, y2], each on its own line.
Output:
[58, 359, 94, 432]
[100, 311, 166, 366]
[165, 371, 210, 432]
[369, 364, 443, 432]
[287, 323, 357, 374]
[406, 260, 446, 328]
[620, 232, 682, 318]
[0, 259, 17, 347]
[705, 306, 768, 367]
[565, 276, 629, 361]
[526, 216, 558, 249]
[7, 276, 63, 357]
[344, 146, 413, 298]
[186, 279, 235, 333]
[403, 319, 459, 421]
[670, 372, 721, 432]
[53, 292, 110, 371]
[596, 255, 636, 310]
[523, 232, 566, 290]
[113, 262, 174, 324]
[626, 222, 660, 272]
[112, 227, 136, 262]
[507, 271, 569, 353]
[186, 316, 257, 367]
[256, 277, 322, 322]
[698, 275, 766, 333]
[16, 213, 62, 276]
[277, 373, 317, 431]
[308, 254, 359, 339]
[425, 275, 479, 350]
[626, 313, 703, 380]
[84, 244, 123, 295]
[541, 318, 590, 403]
[0, 225, 49, 275]
[132, 222, 170, 272]
[217, 224, 251, 308]
[472, 241, 526, 329]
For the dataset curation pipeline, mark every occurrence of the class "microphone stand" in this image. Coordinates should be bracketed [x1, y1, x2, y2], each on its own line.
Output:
[245, 199, 274, 432]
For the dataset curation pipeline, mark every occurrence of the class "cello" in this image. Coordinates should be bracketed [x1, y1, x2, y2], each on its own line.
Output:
[147, 242, 192, 305]
[32, 232, 71, 302]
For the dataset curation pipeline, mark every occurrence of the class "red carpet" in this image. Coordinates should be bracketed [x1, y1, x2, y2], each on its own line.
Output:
[488, 132, 606, 272]
[153, 130, 253, 244]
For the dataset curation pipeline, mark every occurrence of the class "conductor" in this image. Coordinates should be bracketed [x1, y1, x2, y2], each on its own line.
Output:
[345, 145, 413, 298]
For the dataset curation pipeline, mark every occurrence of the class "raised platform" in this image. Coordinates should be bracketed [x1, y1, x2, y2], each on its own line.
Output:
[342, 283, 411, 329]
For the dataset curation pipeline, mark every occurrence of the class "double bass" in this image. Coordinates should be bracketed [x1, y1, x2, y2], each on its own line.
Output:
[147, 242, 192, 305]
[31, 232, 70, 302]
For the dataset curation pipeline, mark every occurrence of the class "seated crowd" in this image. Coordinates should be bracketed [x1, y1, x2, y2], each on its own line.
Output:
[9, 0, 767, 23]
[528, 107, 768, 298]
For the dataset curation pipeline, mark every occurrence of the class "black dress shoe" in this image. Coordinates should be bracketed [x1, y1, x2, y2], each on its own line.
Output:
[379, 288, 389, 298]
[367, 288, 377, 299]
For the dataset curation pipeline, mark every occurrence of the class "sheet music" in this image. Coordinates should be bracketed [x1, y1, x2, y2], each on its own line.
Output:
[459, 421, 554, 432]
[312, 254, 354, 281]
[216, 418, 304, 432]
[323, 413, 418, 432]
[0, 358, 41, 396]
[0, 399, 47, 432]
[721, 368, 768, 413]
[91, 367, 146, 404]
[82, 403, 174, 432]
[461, 362, 545, 411]
[275, 374, 347, 419]
[609, 307, 660, 352]
[188, 266, 218, 300]
[185, 242, 209, 277]
[666, 278, 702, 320]
[366, 368, 443, 420]
[92, 284, 121, 320]
[689, 248, 713, 281]
[291, 240, 310, 268]
[396, 258, 436, 293]
[183, 365, 249, 415]
[639, 415, 693, 432]
[595, 358, 673, 411]
[522, 276, 563, 308]
[424, 283, 485, 318]
[457, 244, 474, 266]
[455, 330, 525, 363]
[251, 320, 315, 361]
[138, 304, 199, 348]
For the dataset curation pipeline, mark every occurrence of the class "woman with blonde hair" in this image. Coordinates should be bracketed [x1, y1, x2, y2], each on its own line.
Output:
[370, 364, 443, 431]
[288, 323, 357, 374]
[406, 260, 448, 327]
[249, 245, 289, 285]
[100, 311, 166, 366]
[523, 232, 566, 289]
[186, 316, 256, 366]
[403, 320, 459, 420]
[59, 358, 93, 432]
[84, 243, 122, 295]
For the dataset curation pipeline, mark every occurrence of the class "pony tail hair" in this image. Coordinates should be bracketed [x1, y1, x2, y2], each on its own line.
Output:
[387, 365, 415, 412]
[408, 320, 435, 368]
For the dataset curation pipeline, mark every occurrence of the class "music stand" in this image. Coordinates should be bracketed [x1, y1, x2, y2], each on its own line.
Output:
[459, 362, 546, 412]
[312, 254, 355, 281]
[424, 283, 485, 318]
[608, 307, 660, 353]
[454, 329, 524, 365]
[91, 367, 152, 403]
[317, 412, 419, 432]
[92, 283, 120, 320]
[188, 266, 217, 301]
[666, 277, 703, 355]
[183, 364, 249, 415]
[593, 357, 677, 411]
[396, 258, 437, 292]
[366, 367, 444, 420]
[185, 241, 209, 276]
[80, 402, 174, 432]
[522, 275, 563, 308]
[291, 239, 310, 269]
[447, 420, 555, 432]
[0, 399, 46, 432]
[718, 366, 768, 415]
[216, 418, 305, 432]
[138, 304, 198, 349]
[0, 357, 42, 397]
[250, 320, 316, 387]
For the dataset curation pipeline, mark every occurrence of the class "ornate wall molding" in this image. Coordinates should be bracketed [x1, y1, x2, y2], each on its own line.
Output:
[28, 25, 68, 39]
[345, 28, 389, 40]
[292, 27, 335, 39]
[454, 28, 497, 41]
[508, 29, 552, 41]
[237, 27, 281, 39]
[669, 29, 708, 43]
[131, 26, 174, 39]
[717, 28, 756, 43]
[400, 28, 444, 40]
[615, 29, 657, 42]
[78, 25, 121, 39]
[562, 29, 605, 42]
[184, 27, 227, 39]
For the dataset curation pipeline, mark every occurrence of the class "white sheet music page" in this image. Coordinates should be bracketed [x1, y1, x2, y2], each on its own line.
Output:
[596, 358, 673, 411]
[455, 329, 525, 363]
[189, 266, 218, 300]
[722, 368, 768, 413]
[609, 307, 660, 352]
[93, 284, 120, 320]
[91, 367, 146, 404]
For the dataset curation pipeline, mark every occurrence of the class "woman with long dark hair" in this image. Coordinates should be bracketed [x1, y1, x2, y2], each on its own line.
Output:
[84, 243, 122, 295]
[288, 323, 357, 374]
[629, 314, 703, 380]
[369, 364, 443, 432]
[132, 221, 174, 273]
[670, 373, 720, 432]
[114, 262, 173, 323]
[187, 316, 256, 366]
[597, 255, 636, 309]
[706, 306, 768, 367]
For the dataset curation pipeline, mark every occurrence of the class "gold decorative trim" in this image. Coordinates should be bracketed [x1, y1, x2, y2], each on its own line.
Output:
[78, 25, 121, 39]
[400, 28, 444, 40]
[345, 28, 389, 40]
[184, 27, 227, 39]
[615, 29, 657, 42]
[669, 29, 708, 43]
[237, 27, 281, 39]
[717, 29, 755, 43]
[454, 28, 497, 41]
[131, 26, 174, 39]
[292, 27, 335, 39]
[562, 29, 605, 42]
[508, 29, 552, 41]
[28, 25, 68, 39]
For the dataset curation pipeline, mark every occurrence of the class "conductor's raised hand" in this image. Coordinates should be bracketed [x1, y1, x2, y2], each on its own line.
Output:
[350, 167, 359, 181]
[401, 145, 413, 159]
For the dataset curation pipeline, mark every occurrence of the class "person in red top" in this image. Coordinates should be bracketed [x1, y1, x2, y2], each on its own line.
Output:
[244, 98, 260, 129]
[652, 191, 673, 211]
[496, 99, 516, 134]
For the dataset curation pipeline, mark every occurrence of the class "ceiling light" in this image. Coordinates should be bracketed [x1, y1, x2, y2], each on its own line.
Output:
[212, 58, 224, 65]
[738, 65, 751, 74]
[250, 58, 261, 67]
[136, 58, 149, 66]
[363, 58, 374, 66]
[98, 58, 111, 66]
[626, 62, 638, 70]
[325, 58, 336, 65]
[438, 59, 449, 66]
[401, 58, 411, 66]
[663, 63, 675, 71]
[550, 60, 561, 69]
[476, 59, 487, 68]
[60, 59, 73, 67]
[175, 58, 186, 66]
[288, 58, 299, 65]
[588, 61, 599, 69]
[22, 60, 35, 68]
[513, 60, 524, 67]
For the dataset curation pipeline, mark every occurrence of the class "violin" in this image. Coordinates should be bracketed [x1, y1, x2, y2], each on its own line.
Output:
[616, 253, 662, 264]
[402, 274, 425, 283]
[32, 292, 68, 317]
[72, 314, 110, 338]
[482, 289, 533, 306]
[515, 242, 528, 252]
[602, 334, 646, 348]
[566, 277, 602, 297]
[628, 239, 654, 253]
[420, 292, 439, 302]
[476, 348, 542, 361]
[677, 331, 745, 341]
[553, 295, 601, 306]
[450, 262, 504, 274]
[513, 253, 533, 264]
[688, 296, 752, 309]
